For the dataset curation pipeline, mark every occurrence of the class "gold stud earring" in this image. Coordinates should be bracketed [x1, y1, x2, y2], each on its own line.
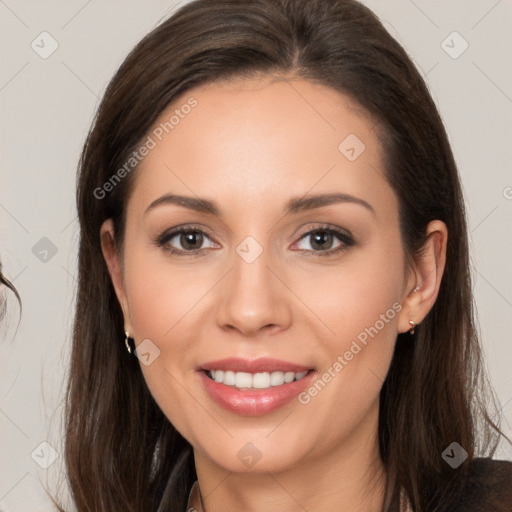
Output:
[409, 321, 415, 335]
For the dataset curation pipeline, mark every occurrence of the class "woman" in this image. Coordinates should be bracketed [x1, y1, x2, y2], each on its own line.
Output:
[56, 0, 512, 510]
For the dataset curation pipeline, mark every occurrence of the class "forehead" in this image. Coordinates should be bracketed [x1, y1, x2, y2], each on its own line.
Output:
[128, 76, 395, 222]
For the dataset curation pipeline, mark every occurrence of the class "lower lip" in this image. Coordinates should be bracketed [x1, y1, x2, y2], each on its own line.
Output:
[198, 370, 316, 416]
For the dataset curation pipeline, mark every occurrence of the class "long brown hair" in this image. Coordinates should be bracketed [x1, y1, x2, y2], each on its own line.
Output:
[54, 0, 506, 510]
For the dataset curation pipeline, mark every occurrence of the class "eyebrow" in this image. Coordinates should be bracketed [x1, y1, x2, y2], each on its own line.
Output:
[144, 192, 375, 217]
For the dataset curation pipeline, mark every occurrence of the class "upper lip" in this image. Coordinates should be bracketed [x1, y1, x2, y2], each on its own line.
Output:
[200, 357, 313, 373]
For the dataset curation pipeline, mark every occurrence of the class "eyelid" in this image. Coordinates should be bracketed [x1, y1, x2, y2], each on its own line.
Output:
[295, 223, 353, 241]
[156, 223, 214, 241]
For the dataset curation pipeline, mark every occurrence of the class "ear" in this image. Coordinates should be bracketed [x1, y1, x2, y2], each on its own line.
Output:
[397, 220, 448, 334]
[100, 219, 133, 335]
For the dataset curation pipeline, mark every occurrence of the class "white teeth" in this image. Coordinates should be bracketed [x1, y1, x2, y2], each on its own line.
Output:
[223, 370, 236, 386]
[270, 371, 285, 386]
[207, 369, 310, 389]
[253, 372, 271, 389]
[284, 371, 295, 383]
[235, 372, 252, 388]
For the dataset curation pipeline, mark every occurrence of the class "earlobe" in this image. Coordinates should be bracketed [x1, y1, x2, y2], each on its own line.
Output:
[398, 220, 448, 333]
[100, 219, 133, 333]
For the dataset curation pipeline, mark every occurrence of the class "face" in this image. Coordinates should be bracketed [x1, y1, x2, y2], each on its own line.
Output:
[102, 76, 421, 475]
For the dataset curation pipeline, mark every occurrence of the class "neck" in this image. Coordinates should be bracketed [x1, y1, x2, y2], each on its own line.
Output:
[190, 405, 387, 512]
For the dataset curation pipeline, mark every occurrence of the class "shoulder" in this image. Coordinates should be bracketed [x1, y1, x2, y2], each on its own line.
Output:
[450, 457, 512, 511]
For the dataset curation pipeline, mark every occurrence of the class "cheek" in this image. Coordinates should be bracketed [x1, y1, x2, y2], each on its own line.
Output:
[293, 239, 404, 422]
[124, 245, 208, 341]
[333, 261, 403, 346]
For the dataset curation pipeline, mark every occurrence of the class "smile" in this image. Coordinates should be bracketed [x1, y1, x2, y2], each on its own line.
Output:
[198, 357, 317, 416]
[206, 369, 310, 390]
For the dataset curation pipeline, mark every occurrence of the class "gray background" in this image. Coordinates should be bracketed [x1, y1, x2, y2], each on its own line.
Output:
[1, 0, 511, 510]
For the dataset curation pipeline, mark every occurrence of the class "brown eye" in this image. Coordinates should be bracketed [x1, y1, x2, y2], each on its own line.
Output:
[177, 230, 205, 251]
[308, 230, 336, 251]
[293, 226, 355, 256]
[156, 227, 216, 256]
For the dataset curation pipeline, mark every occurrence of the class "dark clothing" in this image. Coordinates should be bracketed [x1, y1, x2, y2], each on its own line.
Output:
[444, 458, 512, 511]
[390, 458, 512, 511]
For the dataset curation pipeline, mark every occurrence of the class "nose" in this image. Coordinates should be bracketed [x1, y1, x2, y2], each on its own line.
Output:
[215, 243, 292, 337]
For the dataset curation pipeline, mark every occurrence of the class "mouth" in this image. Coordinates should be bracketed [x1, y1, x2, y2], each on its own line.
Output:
[197, 357, 317, 416]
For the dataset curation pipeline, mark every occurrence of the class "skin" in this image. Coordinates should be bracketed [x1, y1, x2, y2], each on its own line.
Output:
[101, 75, 447, 512]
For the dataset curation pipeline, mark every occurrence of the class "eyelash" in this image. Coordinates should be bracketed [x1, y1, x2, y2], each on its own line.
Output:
[155, 223, 355, 258]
